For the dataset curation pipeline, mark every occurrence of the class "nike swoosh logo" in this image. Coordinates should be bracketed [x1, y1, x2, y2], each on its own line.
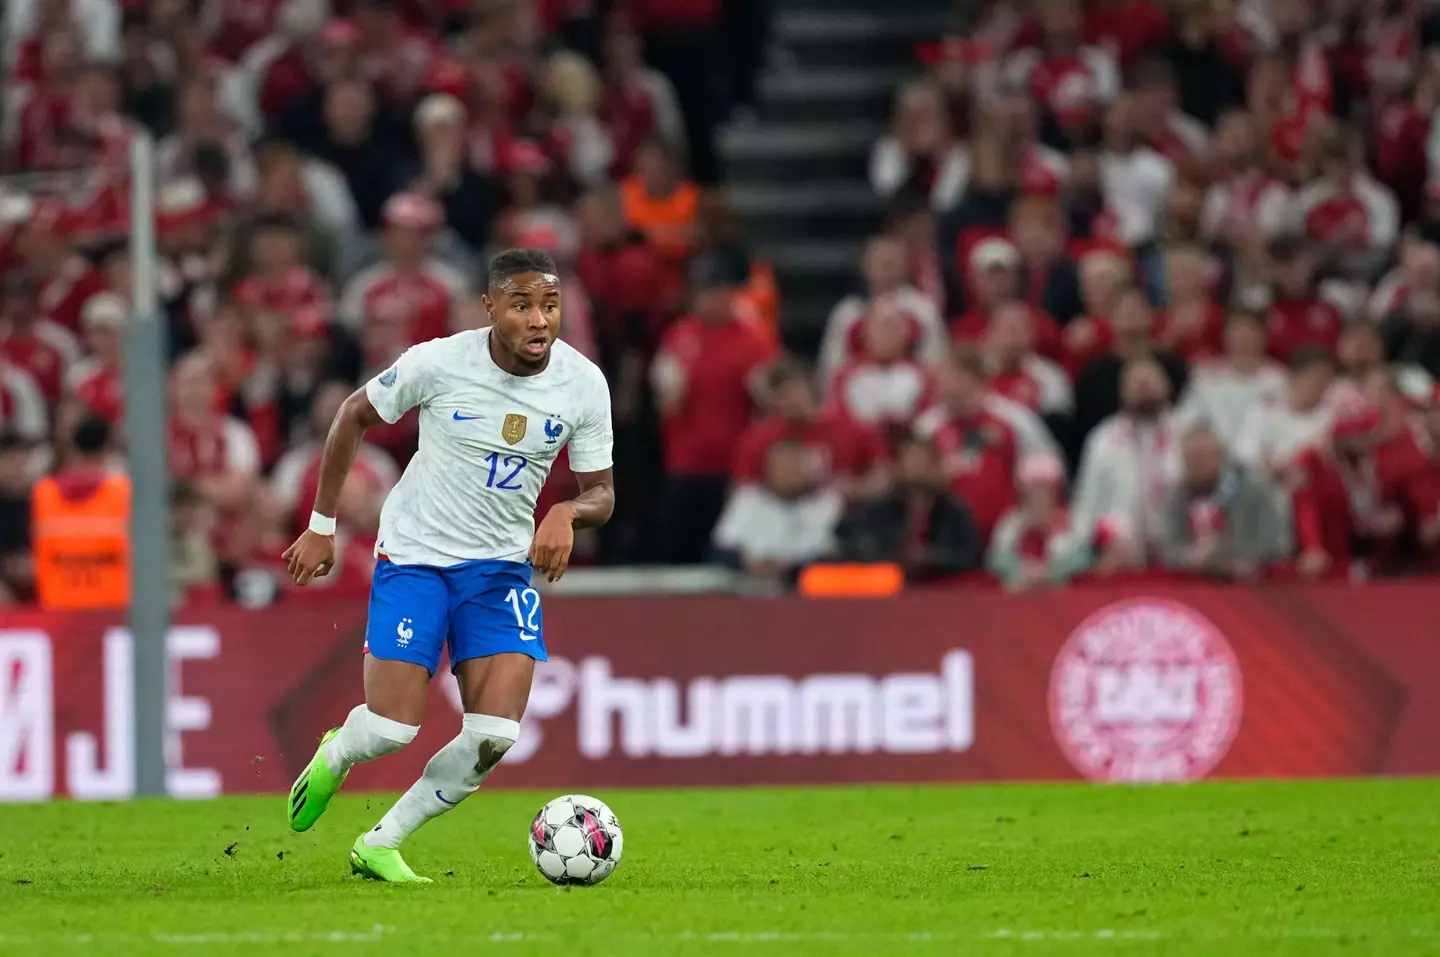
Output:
[520, 632, 538, 642]
[435, 790, 460, 806]
[452, 412, 484, 421]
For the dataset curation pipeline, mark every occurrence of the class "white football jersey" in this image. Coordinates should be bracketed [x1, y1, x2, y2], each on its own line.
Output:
[364, 328, 613, 566]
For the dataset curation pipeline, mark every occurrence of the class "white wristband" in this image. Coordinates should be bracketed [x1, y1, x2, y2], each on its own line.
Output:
[308, 511, 337, 536]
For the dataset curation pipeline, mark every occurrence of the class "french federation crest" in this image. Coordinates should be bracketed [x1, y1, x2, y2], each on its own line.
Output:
[544, 418, 564, 445]
[502, 413, 528, 445]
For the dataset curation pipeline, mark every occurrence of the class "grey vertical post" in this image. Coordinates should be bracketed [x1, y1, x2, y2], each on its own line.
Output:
[125, 131, 170, 797]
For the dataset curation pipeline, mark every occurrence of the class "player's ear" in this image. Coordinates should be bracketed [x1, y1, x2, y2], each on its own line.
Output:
[481, 293, 495, 319]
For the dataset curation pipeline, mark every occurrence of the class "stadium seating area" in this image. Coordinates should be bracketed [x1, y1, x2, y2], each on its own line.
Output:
[1, 0, 1439, 606]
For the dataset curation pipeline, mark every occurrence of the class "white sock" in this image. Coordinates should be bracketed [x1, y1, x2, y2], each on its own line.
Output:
[363, 713, 519, 849]
[323, 704, 420, 775]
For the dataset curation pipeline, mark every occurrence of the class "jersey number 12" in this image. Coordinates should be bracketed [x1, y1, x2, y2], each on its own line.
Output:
[483, 452, 527, 490]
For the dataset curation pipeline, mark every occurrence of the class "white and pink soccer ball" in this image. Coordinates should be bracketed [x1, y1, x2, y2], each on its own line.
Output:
[528, 794, 624, 886]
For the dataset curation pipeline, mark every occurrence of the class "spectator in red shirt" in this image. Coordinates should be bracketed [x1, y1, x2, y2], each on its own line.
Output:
[820, 233, 945, 383]
[65, 292, 127, 427]
[651, 250, 777, 562]
[987, 450, 1110, 589]
[830, 298, 937, 444]
[914, 349, 1025, 539]
[576, 182, 668, 345]
[984, 300, 1074, 428]
[1086, 0, 1170, 69]
[950, 236, 1025, 345]
[1154, 243, 1226, 360]
[735, 360, 889, 500]
[1263, 236, 1344, 363]
[232, 211, 335, 332]
[16, 203, 106, 333]
[270, 380, 399, 534]
[598, 13, 687, 179]
[1292, 397, 1413, 579]
[15, 28, 81, 170]
[339, 191, 468, 361]
[1059, 247, 1127, 374]
[0, 273, 78, 406]
[1201, 109, 1292, 255]
[167, 350, 262, 511]
[1293, 125, 1400, 270]
[351, 0, 441, 104]
[1002, 0, 1120, 142]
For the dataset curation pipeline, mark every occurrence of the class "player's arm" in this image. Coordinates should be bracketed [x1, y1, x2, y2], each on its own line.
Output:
[530, 468, 614, 584]
[561, 468, 616, 529]
[531, 372, 615, 583]
[311, 388, 387, 523]
[283, 387, 386, 585]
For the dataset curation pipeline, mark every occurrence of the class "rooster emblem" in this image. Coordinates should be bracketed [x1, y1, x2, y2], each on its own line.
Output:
[544, 418, 563, 445]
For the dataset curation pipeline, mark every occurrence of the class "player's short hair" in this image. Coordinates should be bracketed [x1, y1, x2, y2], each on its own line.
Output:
[488, 248, 559, 290]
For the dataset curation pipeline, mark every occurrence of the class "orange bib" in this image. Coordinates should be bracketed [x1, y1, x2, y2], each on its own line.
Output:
[32, 473, 131, 610]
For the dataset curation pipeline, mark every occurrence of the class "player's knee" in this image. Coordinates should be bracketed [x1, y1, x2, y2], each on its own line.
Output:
[364, 706, 421, 751]
[461, 714, 520, 773]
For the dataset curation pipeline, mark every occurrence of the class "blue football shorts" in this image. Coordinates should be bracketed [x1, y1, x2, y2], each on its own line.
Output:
[364, 558, 547, 675]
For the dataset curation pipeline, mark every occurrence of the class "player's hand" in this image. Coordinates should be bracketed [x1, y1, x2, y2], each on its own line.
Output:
[531, 504, 575, 582]
[283, 530, 335, 586]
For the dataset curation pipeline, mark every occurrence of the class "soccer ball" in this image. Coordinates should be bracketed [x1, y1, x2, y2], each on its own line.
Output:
[528, 794, 623, 886]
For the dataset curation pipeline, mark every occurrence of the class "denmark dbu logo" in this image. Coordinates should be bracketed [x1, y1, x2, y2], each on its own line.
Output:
[1048, 599, 1243, 783]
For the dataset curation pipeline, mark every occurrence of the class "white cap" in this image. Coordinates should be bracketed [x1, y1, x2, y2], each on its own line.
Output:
[970, 237, 1020, 272]
[414, 93, 466, 131]
[279, 0, 329, 40]
[0, 190, 35, 229]
[158, 177, 207, 216]
[82, 292, 128, 329]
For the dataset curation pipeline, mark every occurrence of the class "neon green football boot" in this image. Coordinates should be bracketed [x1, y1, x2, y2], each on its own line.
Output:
[349, 834, 433, 884]
[287, 728, 348, 832]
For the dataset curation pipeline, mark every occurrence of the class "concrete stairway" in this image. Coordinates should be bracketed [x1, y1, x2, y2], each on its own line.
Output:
[721, 0, 955, 354]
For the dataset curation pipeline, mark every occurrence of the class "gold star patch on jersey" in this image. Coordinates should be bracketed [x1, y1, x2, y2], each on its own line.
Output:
[502, 413, 528, 445]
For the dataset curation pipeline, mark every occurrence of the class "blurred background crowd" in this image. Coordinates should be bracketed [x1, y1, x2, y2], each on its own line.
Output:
[2, 0, 1440, 607]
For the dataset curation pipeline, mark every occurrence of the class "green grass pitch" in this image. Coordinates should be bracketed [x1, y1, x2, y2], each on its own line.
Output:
[1, 779, 1436, 957]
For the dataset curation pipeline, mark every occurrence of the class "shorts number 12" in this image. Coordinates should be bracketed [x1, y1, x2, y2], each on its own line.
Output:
[505, 587, 541, 632]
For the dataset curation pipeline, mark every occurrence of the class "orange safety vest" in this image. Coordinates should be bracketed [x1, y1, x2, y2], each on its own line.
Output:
[620, 177, 699, 265]
[31, 473, 132, 610]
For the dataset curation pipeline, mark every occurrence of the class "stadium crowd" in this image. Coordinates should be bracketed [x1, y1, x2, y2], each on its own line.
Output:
[2, 0, 1440, 607]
